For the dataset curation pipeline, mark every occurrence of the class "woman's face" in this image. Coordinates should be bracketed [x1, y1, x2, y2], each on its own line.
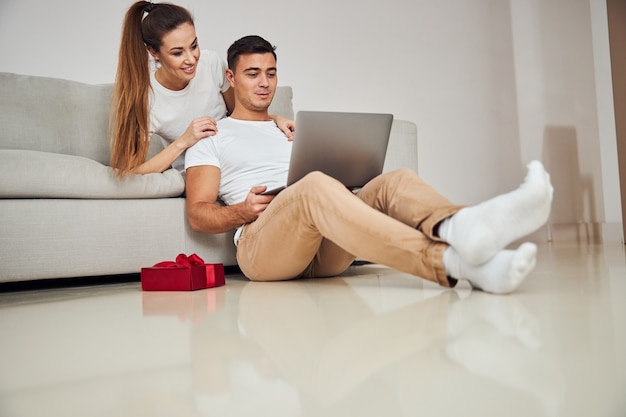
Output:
[151, 22, 200, 90]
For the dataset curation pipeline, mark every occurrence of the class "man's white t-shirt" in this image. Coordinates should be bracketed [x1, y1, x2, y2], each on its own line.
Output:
[185, 117, 292, 206]
[150, 50, 229, 172]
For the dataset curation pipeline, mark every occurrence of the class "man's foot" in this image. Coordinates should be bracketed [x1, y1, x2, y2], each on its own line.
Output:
[438, 160, 552, 265]
[443, 242, 538, 294]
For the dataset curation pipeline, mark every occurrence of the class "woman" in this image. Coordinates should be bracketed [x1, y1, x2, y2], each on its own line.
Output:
[110, 1, 293, 175]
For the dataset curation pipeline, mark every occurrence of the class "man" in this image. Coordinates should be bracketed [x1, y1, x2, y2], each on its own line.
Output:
[185, 35, 553, 294]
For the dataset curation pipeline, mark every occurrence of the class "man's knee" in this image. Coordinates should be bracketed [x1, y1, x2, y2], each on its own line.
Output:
[383, 167, 423, 188]
[298, 171, 343, 190]
[387, 167, 417, 180]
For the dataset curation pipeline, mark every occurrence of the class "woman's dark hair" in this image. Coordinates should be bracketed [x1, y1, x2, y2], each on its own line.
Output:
[227, 35, 277, 71]
[140, 2, 194, 53]
[110, 1, 194, 176]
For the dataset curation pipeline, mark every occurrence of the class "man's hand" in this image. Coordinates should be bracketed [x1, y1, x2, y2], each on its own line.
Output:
[243, 186, 276, 222]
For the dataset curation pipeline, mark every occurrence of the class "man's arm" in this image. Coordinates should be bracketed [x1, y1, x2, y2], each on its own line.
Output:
[185, 165, 275, 234]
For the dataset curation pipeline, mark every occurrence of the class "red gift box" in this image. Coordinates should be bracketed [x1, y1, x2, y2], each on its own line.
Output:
[141, 253, 225, 291]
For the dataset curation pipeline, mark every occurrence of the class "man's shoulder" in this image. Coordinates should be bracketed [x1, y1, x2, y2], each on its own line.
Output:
[208, 118, 246, 144]
[214, 117, 238, 136]
[217, 117, 236, 127]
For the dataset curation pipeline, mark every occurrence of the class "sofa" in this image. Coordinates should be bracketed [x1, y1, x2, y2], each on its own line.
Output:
[0, 72, 418, 284]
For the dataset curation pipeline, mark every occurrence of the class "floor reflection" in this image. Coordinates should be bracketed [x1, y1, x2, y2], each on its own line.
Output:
[180, 274, 566, 416]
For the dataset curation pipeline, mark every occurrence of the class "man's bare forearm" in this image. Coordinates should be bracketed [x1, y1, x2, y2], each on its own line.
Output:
[187, 201, 250, 234]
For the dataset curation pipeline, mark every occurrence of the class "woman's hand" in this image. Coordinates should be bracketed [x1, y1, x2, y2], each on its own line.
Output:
[271, 115, 295, 141]
[179, 116, 218, 148]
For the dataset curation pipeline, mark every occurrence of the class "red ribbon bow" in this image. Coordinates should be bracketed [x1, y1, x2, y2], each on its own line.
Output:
[154, 253, 205, 268]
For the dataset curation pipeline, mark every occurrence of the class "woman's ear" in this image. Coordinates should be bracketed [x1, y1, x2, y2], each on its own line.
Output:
[146, 46, 159, 61]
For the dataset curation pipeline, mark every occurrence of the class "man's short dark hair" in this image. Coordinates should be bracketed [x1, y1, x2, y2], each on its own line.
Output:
[227, 35, 277, 71]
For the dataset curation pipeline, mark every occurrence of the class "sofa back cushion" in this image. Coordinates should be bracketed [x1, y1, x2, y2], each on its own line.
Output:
[0, 72, 295, 167]
[0, 72, 114, 165]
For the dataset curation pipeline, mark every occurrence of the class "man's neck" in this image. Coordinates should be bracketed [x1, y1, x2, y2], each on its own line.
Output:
[229, 108, 271, 122]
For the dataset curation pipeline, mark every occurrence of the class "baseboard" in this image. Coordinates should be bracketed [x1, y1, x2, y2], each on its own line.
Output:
[521, 222, 624, 244]
[600, 222, 625, 244]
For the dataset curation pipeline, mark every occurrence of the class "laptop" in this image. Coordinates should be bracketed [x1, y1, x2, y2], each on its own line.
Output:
[263, 110, 394, 194]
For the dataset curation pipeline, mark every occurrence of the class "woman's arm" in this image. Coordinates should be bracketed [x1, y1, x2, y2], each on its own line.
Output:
[129, 137, 189, 175]
[129, 116, 218, 174]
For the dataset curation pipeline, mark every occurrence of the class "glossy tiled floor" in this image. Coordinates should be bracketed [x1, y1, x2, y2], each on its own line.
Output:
[0, 241, 625, 417]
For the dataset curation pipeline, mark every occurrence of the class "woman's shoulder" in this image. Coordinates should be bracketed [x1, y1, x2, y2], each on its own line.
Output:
[200, 49, 222, 63]
[198, 49, 227, 78]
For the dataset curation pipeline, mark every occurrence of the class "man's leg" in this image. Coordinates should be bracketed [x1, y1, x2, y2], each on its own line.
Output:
[302, 168, 464, 278]
[236, 171, 454, 287]
[236, 164, 552, 293]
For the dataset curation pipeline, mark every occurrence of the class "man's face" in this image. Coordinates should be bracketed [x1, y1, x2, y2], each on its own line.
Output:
[227, 52, 277, 114]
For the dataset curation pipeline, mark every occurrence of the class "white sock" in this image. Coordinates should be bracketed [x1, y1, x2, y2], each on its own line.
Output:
[443, 242, 537, 294]
[438, 160, 553, 265]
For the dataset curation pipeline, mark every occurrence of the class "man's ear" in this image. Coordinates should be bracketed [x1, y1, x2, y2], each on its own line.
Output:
[225, 68, 235, 88]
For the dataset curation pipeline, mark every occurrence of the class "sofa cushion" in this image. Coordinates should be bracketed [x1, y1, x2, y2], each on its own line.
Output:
[0, 150, 184, 199]
[0, 72, 113, 165]
[268, 86, 294, 121]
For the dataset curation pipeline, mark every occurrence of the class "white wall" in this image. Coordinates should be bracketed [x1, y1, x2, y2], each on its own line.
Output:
[0, 0, 621, 242]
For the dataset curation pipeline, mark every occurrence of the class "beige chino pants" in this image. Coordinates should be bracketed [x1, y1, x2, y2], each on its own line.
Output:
[236, 168, 464, 287]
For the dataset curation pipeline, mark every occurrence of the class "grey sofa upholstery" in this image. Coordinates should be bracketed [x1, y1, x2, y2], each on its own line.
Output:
[0, 72, 418, 283]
